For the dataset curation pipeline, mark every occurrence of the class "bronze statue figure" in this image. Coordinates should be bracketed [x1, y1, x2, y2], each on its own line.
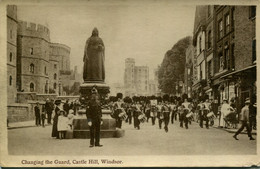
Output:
[83, 28, 105, 82]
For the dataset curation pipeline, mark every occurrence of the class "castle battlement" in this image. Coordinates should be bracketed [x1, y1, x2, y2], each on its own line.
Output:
[7, 5, 17, 21]
[17, 20, 50, 42]
[50, 43, 71, 53]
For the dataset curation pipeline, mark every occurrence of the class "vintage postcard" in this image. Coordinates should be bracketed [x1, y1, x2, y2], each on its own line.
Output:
[0, 0, 259, 167]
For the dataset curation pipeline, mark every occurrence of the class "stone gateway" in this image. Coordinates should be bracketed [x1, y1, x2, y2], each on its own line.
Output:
[83, 28, 105, 82]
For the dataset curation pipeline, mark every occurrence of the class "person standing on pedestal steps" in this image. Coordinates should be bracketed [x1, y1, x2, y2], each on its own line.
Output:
[86, 88, 103, 147]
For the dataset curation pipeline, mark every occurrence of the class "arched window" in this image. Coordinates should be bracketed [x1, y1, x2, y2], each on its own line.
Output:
[9, 52, 12, 62]
[30, 83, 34, 92]
[9, 76, 12, 86]
[54, 83, 57, 89]
[54, 73, 57, 80]
[30, 63, 34, 73]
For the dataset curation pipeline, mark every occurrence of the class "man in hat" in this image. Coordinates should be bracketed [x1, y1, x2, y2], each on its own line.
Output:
[86, 88, 103, 147]
[34, 102, 41, 126]
[45, 98, 54, 124]
[233, 98, 255, 140]
[63, 99, 70, 116]
[161, 98, 171, 132]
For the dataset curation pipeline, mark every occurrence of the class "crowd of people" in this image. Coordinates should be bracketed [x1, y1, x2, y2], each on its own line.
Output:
[109, 93, 256, 140]
[34, 92, 256, 141]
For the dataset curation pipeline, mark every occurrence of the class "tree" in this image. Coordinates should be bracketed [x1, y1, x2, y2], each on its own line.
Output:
[158, 36, 192, 94]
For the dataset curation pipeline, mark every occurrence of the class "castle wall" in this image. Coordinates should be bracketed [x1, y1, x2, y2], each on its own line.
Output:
[7, 5, 18, 104]
[17, 21, 50, 94]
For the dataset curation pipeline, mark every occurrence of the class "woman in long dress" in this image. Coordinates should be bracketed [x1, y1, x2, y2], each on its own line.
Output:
[52, 100, 62, 138]
[220, 99, 232, 128]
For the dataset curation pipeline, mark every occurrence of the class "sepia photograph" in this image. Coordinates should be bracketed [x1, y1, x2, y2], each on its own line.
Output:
[0, 0, 259, 167]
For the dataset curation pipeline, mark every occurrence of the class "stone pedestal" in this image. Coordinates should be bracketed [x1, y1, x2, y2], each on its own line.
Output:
[71, 82, 124, 139]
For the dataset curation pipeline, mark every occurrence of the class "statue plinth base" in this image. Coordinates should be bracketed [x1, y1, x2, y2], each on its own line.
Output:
[80, 82, 110, 101]
[72, 82, 124, 139]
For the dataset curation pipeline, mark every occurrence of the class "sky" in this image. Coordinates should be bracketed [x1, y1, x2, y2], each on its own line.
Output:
[16, 1, 196, 85]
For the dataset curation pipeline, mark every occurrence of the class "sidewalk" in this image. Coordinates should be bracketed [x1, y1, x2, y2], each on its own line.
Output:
[211, 118, 257, 135]
[7, 120, 52, 129]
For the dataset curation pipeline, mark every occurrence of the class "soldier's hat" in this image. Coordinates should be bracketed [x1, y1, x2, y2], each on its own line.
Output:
[163, 94, 169, 102]
[54, 99, 61, 105]
[182, 93, 188, 101]
[157, 96, 162, 103]
[116, 93, 123, 99]
[151, 95, 156, 100]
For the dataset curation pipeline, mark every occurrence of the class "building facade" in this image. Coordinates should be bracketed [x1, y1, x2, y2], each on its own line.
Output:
[7, 5, 18, 104]
[124, 58, 150, 96]
[190, 5, 256, 113]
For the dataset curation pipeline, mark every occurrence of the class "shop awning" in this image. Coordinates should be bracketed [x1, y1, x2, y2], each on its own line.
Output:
[220, 64, 256, 79]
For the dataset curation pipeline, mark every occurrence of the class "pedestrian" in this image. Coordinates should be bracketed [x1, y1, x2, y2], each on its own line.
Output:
[249, 102, 257, 131]
[52, 99, 62, 139]
[34, 102, 41, 126]
[233, 98, 255, 140]
[200, 99, 210, 129]
[45, 98, 53, 124]
[63, 99, 70, 116]
[67, 109, 75, 130]
[86, 88, 103, 147]
[157, 101, 164, 129]
[41, 103, 46, 128]
[57, 110, 68, 140]
[219, 99, 229, 128]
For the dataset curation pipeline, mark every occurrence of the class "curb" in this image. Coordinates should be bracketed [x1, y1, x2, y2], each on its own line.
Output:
[7, 123, 52, 130]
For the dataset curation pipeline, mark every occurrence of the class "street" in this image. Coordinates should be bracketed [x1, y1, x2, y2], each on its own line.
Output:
[8, 120, 256, 155]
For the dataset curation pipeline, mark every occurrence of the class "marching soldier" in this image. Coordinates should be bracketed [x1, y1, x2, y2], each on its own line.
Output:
[132, 99, 142, 130]
[113, 93, 125, 129]
[180, 98, 190, 129]
[161, 95, 171, 132]
[157, 97, 163, 129]
[201, 98, 210, 129]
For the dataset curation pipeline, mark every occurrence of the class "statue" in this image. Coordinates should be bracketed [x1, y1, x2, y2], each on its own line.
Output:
[83, 28, 105, 82]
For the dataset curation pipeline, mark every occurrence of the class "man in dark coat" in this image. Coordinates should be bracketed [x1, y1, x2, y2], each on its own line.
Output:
[86, 88, 103, 147]
[35, 102, 41, 126]
[63, 99, 70, 115]
[45, 98, 54, 124]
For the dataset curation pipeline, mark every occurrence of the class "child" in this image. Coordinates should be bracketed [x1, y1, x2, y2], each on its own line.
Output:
[57, 110, 68, 140]
[67, 109, 75, 130]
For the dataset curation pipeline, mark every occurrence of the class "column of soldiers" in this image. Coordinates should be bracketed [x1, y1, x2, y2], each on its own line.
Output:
[109, 93, 220, 132]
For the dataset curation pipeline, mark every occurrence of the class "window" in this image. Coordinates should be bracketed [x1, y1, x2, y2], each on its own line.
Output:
[218, 20, 223, 39]
[44, 66, 47, 75]
[219, 51, 224, 71]
[30, 48, 33, 55]
[224, 44, 229, 70]
[10, 29, 12, 39]
[54, 83, 57, 89]
[30, 83, 35, 92]
[208, 60, 212, 78]
[249, 6, 256, 19]
[208, 30, 212, 49]
[252, 39, 256, 63]
[199, 36, 202, 52]
[9, 76, 12, 86]
[54, 64, 57, 69]
[225, 14, 230, 34]
[208, 6, 211, 17]
[231, 8, 235, 30]
[54, 73, 57, 80]
[231, 44, 235, 69]
[9, 52, 12, 62]
[29, 63, 34, 73]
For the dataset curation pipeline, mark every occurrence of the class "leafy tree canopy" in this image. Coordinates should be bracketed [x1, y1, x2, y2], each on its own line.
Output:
[158, 36, 192, 94]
